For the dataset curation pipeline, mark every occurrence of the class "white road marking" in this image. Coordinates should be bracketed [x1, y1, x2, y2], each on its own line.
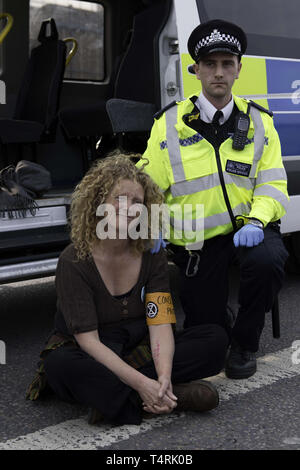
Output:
[206, 346, 300, 400]
[282, 437, 300, 445]
[0, 414, 185, 450]
[0, 346, 299, 450]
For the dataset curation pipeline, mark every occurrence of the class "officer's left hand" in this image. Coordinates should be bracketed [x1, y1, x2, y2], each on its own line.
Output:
[233, 224, 264, 248]
[151, 232, 167, 254]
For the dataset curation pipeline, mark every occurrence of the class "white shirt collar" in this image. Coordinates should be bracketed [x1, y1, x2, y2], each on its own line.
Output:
[195, 93, 234, 125]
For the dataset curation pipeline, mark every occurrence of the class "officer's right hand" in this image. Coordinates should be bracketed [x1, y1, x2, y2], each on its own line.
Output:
[233, 224, 264, 248]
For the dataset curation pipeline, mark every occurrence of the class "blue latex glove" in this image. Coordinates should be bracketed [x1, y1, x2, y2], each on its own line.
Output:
[151, 233, 167, 253]
[233, 224, 264, 248]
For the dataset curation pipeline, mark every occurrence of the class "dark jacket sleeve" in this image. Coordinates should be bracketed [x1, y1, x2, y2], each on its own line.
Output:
[145, 249, 171, 294]
[145, 249, 176, 325]
[55, 255, 98, 335]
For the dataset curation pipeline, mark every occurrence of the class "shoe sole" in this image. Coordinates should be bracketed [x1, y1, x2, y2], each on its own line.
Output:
[197, 380, 219, 409]
[175, 380, 219, 412]
[199, 380, 220, 411]
[225, 366, 257, 380]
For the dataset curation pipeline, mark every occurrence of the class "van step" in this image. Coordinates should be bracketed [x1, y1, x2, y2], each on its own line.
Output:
[0, 258, 59, 284]
[0, 225, 70, 255]
[0, 205, 67, 232]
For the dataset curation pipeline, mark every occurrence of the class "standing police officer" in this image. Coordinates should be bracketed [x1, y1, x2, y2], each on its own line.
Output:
[137, 19, 289, 379]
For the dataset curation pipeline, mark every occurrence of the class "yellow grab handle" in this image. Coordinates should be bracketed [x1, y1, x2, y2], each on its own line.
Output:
[63, 37, 78, 66]
[0, 13, 13, 45]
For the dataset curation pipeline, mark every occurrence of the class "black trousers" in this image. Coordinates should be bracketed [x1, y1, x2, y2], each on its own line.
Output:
[172, 225, 289, 352]
[44, 324, 228, 425]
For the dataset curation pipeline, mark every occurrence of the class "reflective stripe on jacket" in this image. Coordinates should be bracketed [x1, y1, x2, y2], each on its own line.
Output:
[137, 94, 289, 247]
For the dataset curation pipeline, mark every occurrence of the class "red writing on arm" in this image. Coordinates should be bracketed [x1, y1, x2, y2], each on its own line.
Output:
[153, 341, 160, 360]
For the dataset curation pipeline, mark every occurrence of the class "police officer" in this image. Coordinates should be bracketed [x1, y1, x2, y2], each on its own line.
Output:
[137, 19, 289, 379]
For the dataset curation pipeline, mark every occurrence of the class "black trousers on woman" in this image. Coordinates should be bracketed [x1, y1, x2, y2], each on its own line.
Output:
[44, 324, 228, 425]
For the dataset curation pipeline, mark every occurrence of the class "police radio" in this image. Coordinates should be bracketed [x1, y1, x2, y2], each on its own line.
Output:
[232, 111, 250, 150]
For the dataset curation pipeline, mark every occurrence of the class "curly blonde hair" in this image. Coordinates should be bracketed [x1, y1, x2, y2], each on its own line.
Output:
[70, 150, 164, 259]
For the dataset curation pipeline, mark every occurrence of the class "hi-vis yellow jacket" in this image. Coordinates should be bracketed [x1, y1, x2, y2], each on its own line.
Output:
[137, 94, 289, 247]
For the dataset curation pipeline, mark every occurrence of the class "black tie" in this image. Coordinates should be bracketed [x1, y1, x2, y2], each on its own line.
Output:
[212, 110, 223, 126]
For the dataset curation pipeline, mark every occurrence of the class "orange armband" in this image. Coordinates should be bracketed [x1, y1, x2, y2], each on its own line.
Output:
[145, 292, 176, 325]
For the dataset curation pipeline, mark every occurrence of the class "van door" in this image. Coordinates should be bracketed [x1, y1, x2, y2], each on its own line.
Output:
[0, 0, 174, 283]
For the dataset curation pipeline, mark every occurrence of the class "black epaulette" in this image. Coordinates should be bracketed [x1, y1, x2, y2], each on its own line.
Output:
[248, 100, 273, 117]
[154, 100, 178, 120]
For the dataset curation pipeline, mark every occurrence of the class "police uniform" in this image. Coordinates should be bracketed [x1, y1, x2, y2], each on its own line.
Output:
[137, 20, 289, 378]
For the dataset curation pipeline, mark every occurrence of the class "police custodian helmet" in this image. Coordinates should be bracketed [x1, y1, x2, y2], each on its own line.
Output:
[188, 19, 247, 64]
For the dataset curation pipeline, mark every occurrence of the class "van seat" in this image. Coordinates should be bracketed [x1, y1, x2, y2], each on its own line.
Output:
[59, 102, 112, 139]
[0, 18, 66, 166]
[58, 1, 171, 164]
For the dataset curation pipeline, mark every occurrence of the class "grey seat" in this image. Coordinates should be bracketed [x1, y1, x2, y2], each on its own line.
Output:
[0, 18, 66, 166]
[58, 0, 172, 167]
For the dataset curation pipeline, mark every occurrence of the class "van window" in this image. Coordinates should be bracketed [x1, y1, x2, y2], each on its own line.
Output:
[197, 0, 300, 59]
[30, 0, 104, 81]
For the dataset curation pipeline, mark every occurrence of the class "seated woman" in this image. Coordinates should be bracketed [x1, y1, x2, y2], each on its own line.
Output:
[26, 151, 228, 425]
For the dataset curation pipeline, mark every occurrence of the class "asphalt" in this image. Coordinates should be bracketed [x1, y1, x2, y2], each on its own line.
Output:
[0, 266, 299, 450]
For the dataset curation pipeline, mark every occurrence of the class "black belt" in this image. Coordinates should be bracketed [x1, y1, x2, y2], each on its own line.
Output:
[168, 235, 216, 254]
[167, 244, 201, 277]
[169, 220, 281, 256]
[168, 243, 188, 254]
[168, 220, 281, 277]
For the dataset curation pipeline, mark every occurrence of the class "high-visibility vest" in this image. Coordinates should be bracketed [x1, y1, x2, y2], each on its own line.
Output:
[137, 94, 289, 248]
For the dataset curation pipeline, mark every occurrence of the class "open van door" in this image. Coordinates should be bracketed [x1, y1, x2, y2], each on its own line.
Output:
[0, 0, 175, 283]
